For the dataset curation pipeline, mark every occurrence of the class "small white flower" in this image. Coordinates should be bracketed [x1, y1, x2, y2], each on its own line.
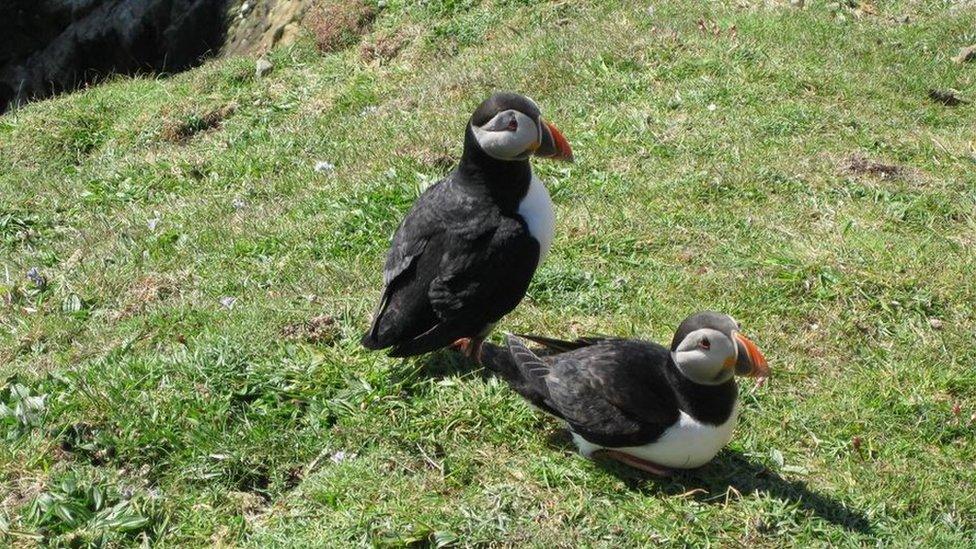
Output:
[330, 450, 356, 463]
[314, 161, 335, 173]
[707, 103, 717, 112]
[219, 296, 237, 309]
[147, 217, 160, 231]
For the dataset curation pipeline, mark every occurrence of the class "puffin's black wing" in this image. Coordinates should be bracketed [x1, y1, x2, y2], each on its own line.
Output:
[379, 180, 445, 288]
[362, 177, 540, 357]
[496, 336, 681, 447]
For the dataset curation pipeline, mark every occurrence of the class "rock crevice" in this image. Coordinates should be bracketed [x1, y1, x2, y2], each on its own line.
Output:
[0, 0, 321, 112]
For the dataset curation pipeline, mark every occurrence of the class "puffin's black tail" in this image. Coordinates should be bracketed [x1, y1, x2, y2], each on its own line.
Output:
[361, 327, 461, 358]
[480, 335, 551, 405]
[360, 331, 384, 350]
[480, 341, 520, 381]
[361, 289, 462, 357]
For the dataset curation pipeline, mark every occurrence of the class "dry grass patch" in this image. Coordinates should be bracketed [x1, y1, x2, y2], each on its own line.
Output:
[844, 154, 904, 179]
[112, 273, 187, 321]
[280, 314, 339, 344]
[305, 0, 377, 54]
[360, 27, 414, 63]
[160, 102, 238, 142]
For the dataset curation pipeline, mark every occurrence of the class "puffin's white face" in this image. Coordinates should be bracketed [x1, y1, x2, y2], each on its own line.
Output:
[672, 327, 740, 385]
[669, 312, 770, 386]
[471, 109, 543, 161]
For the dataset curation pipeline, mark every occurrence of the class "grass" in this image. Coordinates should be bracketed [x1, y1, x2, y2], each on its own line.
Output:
[1, 0, 975, 545]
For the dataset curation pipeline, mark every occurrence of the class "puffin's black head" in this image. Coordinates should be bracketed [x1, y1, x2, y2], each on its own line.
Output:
[467, 92, 573, 162]
[669, 311, 769, 385]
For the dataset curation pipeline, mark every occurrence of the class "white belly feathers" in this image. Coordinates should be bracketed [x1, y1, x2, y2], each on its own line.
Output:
[571, 403, 740, 469]
[517, 174, 556, 267]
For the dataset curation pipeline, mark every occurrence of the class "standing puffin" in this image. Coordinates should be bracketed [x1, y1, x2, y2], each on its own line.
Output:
[361, 92, 573, 361]
[480, 312, 770, 475]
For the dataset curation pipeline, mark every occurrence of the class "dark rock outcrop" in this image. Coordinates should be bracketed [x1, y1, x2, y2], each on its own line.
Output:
[0, 0, 231, 113]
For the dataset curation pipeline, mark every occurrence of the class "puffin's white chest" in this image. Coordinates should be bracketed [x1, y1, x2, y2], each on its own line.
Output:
[517, 175, 555, 267]
[571, 403, 740, 469]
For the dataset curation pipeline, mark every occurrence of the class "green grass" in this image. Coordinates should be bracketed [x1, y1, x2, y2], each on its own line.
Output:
[2, 0, 975, 545]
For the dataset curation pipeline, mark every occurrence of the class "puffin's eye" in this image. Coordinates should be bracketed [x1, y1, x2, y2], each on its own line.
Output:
[699, 337, 710, 350]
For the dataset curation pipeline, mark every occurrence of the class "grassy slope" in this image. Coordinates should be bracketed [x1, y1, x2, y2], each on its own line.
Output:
[2, 0, 975, 545]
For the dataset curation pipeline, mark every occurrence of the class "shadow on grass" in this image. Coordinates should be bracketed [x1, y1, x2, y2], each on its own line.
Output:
[386, 349, 482, 389]
[582, 440, 874, 534]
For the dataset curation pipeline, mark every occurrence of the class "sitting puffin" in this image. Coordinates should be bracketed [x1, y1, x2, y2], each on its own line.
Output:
[480, 311, 769, 475]
[361, 92, 573, 361]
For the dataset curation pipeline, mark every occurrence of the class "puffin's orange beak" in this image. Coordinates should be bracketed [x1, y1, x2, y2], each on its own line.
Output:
[533, 118, 573, 162]
[733, 332, 769, 379]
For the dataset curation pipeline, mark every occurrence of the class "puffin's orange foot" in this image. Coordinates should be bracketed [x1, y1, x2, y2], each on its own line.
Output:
[595, 449, 674, 477]
[451, 337, 485, 364]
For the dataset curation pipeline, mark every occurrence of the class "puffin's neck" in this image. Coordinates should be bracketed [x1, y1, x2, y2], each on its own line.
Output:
[456, 125, 533, 213]
[665, 354, 738, 425]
